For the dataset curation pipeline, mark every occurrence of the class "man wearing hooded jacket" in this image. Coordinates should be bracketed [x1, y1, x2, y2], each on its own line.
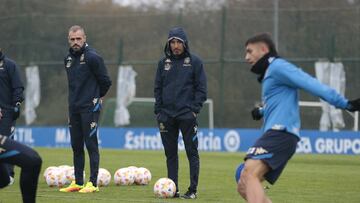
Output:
[154, 27, 207, 199]
[0, 49, 24, 183]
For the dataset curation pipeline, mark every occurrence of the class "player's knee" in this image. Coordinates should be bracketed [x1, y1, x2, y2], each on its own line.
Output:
[72, 147, 84, 154]
[241, 168, 252, 181]
[33, 153, 42, 168]
[242, 165, 263, 182]
[184, 147, 199, 159]
[28, 152, 42, 169]
[84, 142, 99, 153]
[237, 181, 247, 199]
[164, 149, 177, 159]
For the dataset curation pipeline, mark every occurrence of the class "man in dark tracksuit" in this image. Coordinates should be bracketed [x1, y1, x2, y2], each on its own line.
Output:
[154, 27, 207, 199]
[60, 25, 112, 193]
[0, 49, 24, 183]
[0, 133, 42, 203]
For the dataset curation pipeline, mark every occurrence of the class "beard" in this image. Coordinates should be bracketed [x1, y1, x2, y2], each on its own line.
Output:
[72, 45, 81, 51]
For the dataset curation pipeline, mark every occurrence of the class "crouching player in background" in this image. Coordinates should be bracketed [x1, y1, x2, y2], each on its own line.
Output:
[0, 109, 42, 203]
[0, 49, 25, 184]
[237, 33, 360, 203]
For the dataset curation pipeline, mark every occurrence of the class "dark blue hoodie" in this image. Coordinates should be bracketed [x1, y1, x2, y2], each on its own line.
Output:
[0, 51, 24, 112]
[154, 27, 207, 117]
[64, 44, 112, 113]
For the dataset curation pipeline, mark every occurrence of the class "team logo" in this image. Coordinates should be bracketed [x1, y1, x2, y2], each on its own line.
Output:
[271, 124, 285, 130]
[65, 56, 72, 68]
[246, 147, 269, 155]
[159, 123, 167, 132]
[9, 126, 15, 139]
[164, 58, 172, 71]
[93, 98, 99, 105]
[89, 122, 98, 137]
[268, 57, 275, 63]
[193, 125, 198, 134]
[164, 63, 171, 70]
[0, 135, 7, 145]
[90, 122, 97, 129]
[80, 54, 85, 64]
[183, 57, 191, 67]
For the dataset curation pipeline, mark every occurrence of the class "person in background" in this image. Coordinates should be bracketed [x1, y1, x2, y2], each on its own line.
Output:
[154, 27, 207, 199]
[0, 109, 42, 203]
[60, 25, 112, 193]
[0, 48, 25, 185]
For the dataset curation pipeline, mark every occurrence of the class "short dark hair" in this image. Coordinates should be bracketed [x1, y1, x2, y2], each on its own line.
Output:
[245, 33, 278, 55]
[68, 25, 85, 34]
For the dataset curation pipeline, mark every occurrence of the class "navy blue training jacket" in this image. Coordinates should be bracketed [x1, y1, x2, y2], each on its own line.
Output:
[154, 27, 207, 117]
[64, 44, 112, 113]
[0, 51, 24, 112]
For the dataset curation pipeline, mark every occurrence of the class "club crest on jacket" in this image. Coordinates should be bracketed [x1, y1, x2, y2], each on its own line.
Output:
[65, 56, 72, 68]
[183, 57, 191, 67]
[164, 58, 171, 71]
[80, 54, 85, 64]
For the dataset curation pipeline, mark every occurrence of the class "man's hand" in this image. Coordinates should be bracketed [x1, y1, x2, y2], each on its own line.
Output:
[251, 107, 263, 120]
[13, 102, 21, 120]
[347, 98, 360, 112]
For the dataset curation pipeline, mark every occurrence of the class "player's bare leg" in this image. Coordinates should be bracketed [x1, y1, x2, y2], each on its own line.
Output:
[238, 159, 272, 203]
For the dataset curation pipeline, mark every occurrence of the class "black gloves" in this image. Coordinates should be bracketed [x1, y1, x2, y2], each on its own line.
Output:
[13, 102, 21, 120]
[251, 107, 263, 120]
[347, 98, 360, 112]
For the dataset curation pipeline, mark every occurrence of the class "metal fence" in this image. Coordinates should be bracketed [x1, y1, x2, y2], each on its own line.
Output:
[1, 2, 359, 129]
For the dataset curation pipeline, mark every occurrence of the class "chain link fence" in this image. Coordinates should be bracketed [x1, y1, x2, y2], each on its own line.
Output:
[1, 2, 359, 129]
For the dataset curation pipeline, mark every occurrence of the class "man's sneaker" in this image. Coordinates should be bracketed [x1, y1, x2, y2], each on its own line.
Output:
[59, 181, 83, 192]
[8, 176, 14, 186]
[181, 191, 197, 199]
[78, 182, 99, 193]
[173, 191, 180, 198]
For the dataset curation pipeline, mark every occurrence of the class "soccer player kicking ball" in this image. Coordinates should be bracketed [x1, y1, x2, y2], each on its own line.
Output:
[237, 33, 360, 203]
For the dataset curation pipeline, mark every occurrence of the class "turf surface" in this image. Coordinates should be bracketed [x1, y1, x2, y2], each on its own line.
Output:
[1, 148, 360, 202]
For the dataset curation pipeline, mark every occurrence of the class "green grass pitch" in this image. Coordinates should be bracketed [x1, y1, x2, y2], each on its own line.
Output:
[1, 148, 360, 202]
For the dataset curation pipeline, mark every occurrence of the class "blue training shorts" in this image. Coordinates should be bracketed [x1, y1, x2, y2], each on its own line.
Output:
[244, 130, 299, 184]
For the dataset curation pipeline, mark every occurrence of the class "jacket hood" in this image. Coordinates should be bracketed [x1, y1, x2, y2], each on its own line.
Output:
[164, 27, 190, 58]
